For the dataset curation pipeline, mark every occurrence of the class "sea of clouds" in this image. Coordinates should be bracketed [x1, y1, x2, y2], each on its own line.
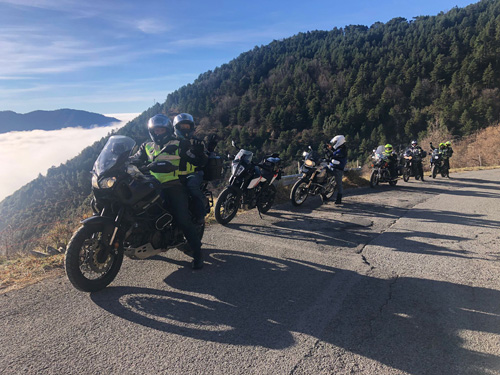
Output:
[0, 113, 139, 202]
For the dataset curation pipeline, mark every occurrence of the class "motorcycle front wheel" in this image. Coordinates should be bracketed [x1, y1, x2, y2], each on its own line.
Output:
[403, 167, 410, 182]
[257, 184, 277, 214]
[214, 187, 240, 225]
[65, 224, 123, 292]
[290, 179, 309, 206]
[369, 170, 379, 188]
[431, 165, 438, 178]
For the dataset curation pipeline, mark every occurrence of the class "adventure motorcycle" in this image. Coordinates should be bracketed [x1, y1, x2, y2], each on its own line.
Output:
[370, 145, 398, 187]
[430, 149, 449, 178]
[65, 135, 216, 292]
[214, 143, 282, 225]
[402, 149, 426, 182]
[290, 147, 336, 206]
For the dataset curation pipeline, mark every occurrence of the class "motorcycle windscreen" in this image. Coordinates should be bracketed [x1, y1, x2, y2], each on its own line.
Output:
[234, 149, 253, 164]
[94, 136, 136, 176]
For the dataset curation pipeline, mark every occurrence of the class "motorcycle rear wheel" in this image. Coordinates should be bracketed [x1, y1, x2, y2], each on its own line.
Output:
[290, 179, 309, 206]
[369, 170, 379, 188]
[214, 188, 240, 225]
[65, 224, 123, 292]
[257, 184, 277, 214]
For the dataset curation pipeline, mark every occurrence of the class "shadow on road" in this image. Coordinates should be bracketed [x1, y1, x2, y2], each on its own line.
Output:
[90, 170, 500, 374]
[91, 249, 500, 374]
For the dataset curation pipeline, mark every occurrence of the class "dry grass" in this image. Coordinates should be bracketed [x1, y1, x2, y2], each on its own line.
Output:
[0, 253, 64, 294]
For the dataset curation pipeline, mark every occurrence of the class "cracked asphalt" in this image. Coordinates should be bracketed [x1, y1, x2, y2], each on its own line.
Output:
[1, 169, 499, 374]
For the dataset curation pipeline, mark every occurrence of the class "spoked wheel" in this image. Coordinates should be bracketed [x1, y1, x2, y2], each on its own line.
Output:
[290, 179, 309, 206]
[214, 188, 240, 225]
[321, 176, 336, 201]
[257, 184, 277, 214]
[65, 224, 123, 292]
[369, 170, 379, 188]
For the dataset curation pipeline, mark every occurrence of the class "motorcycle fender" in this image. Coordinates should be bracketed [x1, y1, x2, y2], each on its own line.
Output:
[81, 215, 115, 228]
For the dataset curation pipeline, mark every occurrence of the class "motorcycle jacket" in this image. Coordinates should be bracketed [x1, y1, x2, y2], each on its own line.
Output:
[131, 138, 206, 183]
[327, 144, 347, 171]
[405, 146, 426, 158]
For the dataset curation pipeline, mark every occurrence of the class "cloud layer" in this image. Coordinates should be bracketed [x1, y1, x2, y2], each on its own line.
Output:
[0, 113, 138, 202]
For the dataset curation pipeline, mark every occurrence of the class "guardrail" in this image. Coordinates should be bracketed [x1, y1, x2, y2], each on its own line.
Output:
[278, 167, 362, 186]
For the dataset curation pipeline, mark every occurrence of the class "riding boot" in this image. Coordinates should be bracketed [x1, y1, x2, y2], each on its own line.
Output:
[192, 248, 204, 270]
[335, 193, 342, 205]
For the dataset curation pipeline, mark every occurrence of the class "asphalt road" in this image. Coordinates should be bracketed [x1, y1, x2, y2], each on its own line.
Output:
[1, 169, 500, 375]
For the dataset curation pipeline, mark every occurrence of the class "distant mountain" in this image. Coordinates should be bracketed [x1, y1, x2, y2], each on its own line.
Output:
[0, 109, 119, 133]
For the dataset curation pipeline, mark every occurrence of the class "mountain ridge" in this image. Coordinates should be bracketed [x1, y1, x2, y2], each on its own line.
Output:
[0, 109, 119, 133]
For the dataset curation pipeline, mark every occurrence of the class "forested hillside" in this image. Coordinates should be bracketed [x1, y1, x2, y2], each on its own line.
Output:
[2, 0, 500, 255]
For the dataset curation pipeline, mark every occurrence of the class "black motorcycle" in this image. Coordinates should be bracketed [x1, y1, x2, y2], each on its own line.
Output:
[402, 149, 426, 182]
[290, 147, 336, 205]
[65, 135, 214, 292]
[370, 145, 398, 187]
[430, 149, 449, 178]
[214, 143, 282, 225]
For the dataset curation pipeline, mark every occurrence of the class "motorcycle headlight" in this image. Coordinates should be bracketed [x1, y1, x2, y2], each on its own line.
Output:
[434, 156, 439, 159]
[93, 176, 117, 189]
[232, 164, 245, 176]
[304, 159, 315, 167]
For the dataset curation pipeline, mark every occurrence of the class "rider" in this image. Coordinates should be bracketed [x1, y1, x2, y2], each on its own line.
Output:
[130, 114, 205, 269]
[384, 144, 398, 180]
[404, 140, 426, 181]
[172, 113, 208, 225]
[443, 141, 453, 173]
[326, 135, 347, 204]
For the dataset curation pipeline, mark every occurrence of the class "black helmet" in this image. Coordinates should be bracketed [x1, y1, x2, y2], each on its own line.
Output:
[411, 140, 417, 146]
[148, 114, 173, 146]
[173, 113, 195, 139]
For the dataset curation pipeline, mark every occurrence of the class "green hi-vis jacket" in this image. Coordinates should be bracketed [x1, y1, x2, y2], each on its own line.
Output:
[132, 140, 198, 183]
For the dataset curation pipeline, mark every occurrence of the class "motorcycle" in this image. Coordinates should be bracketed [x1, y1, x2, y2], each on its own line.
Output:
[430, 149, 449, 178]
[214, 142, 282, 225]
[402, 149, 426, 182]
[290, 146, 336, 206]
[65, 135, 214, 292]
[370, 145, 398, 187]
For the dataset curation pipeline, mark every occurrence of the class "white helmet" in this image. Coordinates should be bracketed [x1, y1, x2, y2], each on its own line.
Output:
[330, 135, 345, 150]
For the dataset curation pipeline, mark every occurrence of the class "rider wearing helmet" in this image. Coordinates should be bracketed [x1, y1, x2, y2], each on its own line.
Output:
[173, 113, 208, 225]
[443, 141, 453, 173]
[404, 139, 426, 181]
[326, 135, 347, 204]
[384, 144, 398, 179]
[130, 113, 205, 269]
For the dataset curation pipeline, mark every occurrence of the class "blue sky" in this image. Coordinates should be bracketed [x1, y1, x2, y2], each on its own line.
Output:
[0, 0, 479, 115]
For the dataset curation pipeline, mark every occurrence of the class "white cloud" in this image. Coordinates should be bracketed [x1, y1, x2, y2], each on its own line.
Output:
[135, 18, 170, 34]
[0, 117, 136, 202]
